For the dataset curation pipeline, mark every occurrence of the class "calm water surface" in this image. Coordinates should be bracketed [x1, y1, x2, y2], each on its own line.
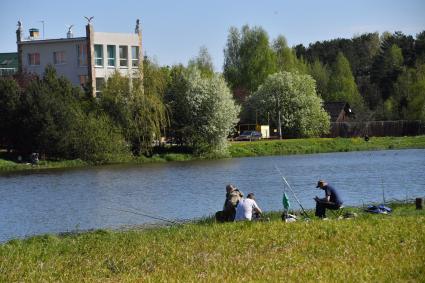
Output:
[0, 149, 424, 242]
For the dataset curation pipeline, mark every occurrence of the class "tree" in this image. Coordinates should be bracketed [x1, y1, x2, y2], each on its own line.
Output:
[188, 46, 214, 78]
[0, 78, 20, 150]
[394, 63, 425, 120]
[16, 65, 85, 156]
[180, 68, 240, 155]
[67, 112, 129, 163]
[328, 52, 364, 108]
[164, 64, 191, 144]
[308, 59, 330, 99]
[273, 35, 308, 74]
[249, 72, 330, 138]
[100, 62, 168, 156]
[223, 25, 277, 102]
[415, 31, 425, 63]
[372, 43, 404, 99]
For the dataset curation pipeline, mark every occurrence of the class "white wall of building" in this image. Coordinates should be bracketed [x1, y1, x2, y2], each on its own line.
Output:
[18, 29, 142, 93]
[93, 32, 140, 80]
[20, 38, 88, 86]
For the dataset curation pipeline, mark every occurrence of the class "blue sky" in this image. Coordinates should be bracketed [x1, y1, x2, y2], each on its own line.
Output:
[1, 0, 424, 70]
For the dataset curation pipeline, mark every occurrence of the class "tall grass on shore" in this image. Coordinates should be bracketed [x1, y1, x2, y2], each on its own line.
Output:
[1, 204, 424, 282]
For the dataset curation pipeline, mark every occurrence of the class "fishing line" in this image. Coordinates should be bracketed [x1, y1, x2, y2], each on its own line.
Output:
[102, 199, 181, 225]
[105, 207, 180, 225]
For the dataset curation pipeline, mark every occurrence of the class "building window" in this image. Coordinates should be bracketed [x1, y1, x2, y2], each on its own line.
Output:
[95, 77, 105, 95]
[107, 45, 116, 67]
[53, 51, 66, 65]
[131, 46, 139, 67]
[76, 43, 87, 66]
[28, 53, 40, 66]
[119, 46, 128, 67]
[94, 44, 103, 66]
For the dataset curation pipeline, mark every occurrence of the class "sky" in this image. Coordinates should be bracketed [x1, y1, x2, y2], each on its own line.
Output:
[1, 0, 424, 71]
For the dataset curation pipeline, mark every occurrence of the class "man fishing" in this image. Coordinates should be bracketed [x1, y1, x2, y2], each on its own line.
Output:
[314, 180, 343, 218]
[234, 193, 262, 221]
[215, 184, 244, 222]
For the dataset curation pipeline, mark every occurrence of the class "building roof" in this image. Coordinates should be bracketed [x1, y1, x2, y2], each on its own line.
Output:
[0, 52, 18, 69]
[19, 37, 86, 45]
[324, 102, 348, 122]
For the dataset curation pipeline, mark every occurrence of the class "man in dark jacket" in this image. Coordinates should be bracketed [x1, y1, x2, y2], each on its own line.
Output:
[216, 184, 244, 222]
[314, 180, 343, 218]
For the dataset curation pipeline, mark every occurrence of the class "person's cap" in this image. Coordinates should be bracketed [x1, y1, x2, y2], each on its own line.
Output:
[316, 180, 325, 188]
[226, 184, 235, 192]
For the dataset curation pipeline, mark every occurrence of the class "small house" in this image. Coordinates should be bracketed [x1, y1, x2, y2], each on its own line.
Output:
[324, 102, 354, 122]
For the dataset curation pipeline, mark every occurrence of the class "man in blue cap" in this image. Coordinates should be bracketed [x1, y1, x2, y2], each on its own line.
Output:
[314, 180, 343, 218]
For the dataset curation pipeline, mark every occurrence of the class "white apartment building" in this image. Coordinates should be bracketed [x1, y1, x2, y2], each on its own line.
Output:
[16, 20, 143, 95]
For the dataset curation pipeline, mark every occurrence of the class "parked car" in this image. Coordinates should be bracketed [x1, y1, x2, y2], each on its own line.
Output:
[235, 131, 262, 141]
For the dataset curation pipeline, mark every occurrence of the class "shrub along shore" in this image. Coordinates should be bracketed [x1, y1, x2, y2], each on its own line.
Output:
[0, 203, 424, 281]
[1, 135, 425, 173]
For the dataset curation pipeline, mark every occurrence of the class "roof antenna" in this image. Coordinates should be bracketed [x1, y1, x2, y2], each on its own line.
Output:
[38, 20, 45, 39]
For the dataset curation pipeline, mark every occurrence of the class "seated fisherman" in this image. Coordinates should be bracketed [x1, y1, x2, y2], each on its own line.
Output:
[216, 184, 243, 222]
[314, 180, 343, 218]
[234, 193, 262, 221]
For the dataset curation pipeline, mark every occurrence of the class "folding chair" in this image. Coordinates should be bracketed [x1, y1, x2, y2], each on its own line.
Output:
[330, 205, 345, 218]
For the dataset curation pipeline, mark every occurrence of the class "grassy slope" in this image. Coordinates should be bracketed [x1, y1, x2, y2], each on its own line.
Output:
[1, 204, 424, 282]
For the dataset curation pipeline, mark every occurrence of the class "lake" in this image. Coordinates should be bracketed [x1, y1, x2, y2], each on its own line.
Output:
[0, 149, 424, 242]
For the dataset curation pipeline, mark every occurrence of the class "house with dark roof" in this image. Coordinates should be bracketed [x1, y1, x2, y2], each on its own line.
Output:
[0, 52, 18, 76]
[323, 102, 354, 122]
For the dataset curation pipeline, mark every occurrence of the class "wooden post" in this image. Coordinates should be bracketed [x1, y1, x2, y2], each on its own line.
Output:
[416, 198, 423, 210]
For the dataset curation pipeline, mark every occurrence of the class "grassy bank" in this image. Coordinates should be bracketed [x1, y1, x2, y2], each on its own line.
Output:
[1, 136, 425, 173]
[1, 203, 424, 282]
[0, 158, 88, 172]
[0, 153, 194, 173]
[229, 135, 425, 157]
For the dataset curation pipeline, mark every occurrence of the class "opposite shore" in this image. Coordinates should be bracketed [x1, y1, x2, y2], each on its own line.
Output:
[1, 135, 425, 173]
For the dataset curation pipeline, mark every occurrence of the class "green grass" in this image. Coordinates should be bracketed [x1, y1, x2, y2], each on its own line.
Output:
[229, 135, 425, 157]
[0, 158, 88, 172]
[1, 203, 424, 282]
[2, 136, 425, 173]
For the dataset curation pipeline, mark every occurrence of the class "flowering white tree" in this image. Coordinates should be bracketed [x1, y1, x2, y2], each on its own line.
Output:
[183, 68, 240, 155]
[250, 71, 330, 137]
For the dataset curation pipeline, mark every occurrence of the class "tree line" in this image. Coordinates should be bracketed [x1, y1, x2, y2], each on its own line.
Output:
[0, 58, 239, 162]
[223, 26, 425, 123]
[1, 26, 424, 163]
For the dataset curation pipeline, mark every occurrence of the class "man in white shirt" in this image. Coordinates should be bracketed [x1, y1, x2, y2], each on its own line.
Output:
[234, 193, 262, 221]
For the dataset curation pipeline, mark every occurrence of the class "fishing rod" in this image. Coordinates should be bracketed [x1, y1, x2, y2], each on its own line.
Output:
[274, 164, 310, 218]
[103, 199, 181, 225]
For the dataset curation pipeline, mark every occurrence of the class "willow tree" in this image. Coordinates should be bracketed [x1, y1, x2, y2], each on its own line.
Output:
[100, 61, 168, 156]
